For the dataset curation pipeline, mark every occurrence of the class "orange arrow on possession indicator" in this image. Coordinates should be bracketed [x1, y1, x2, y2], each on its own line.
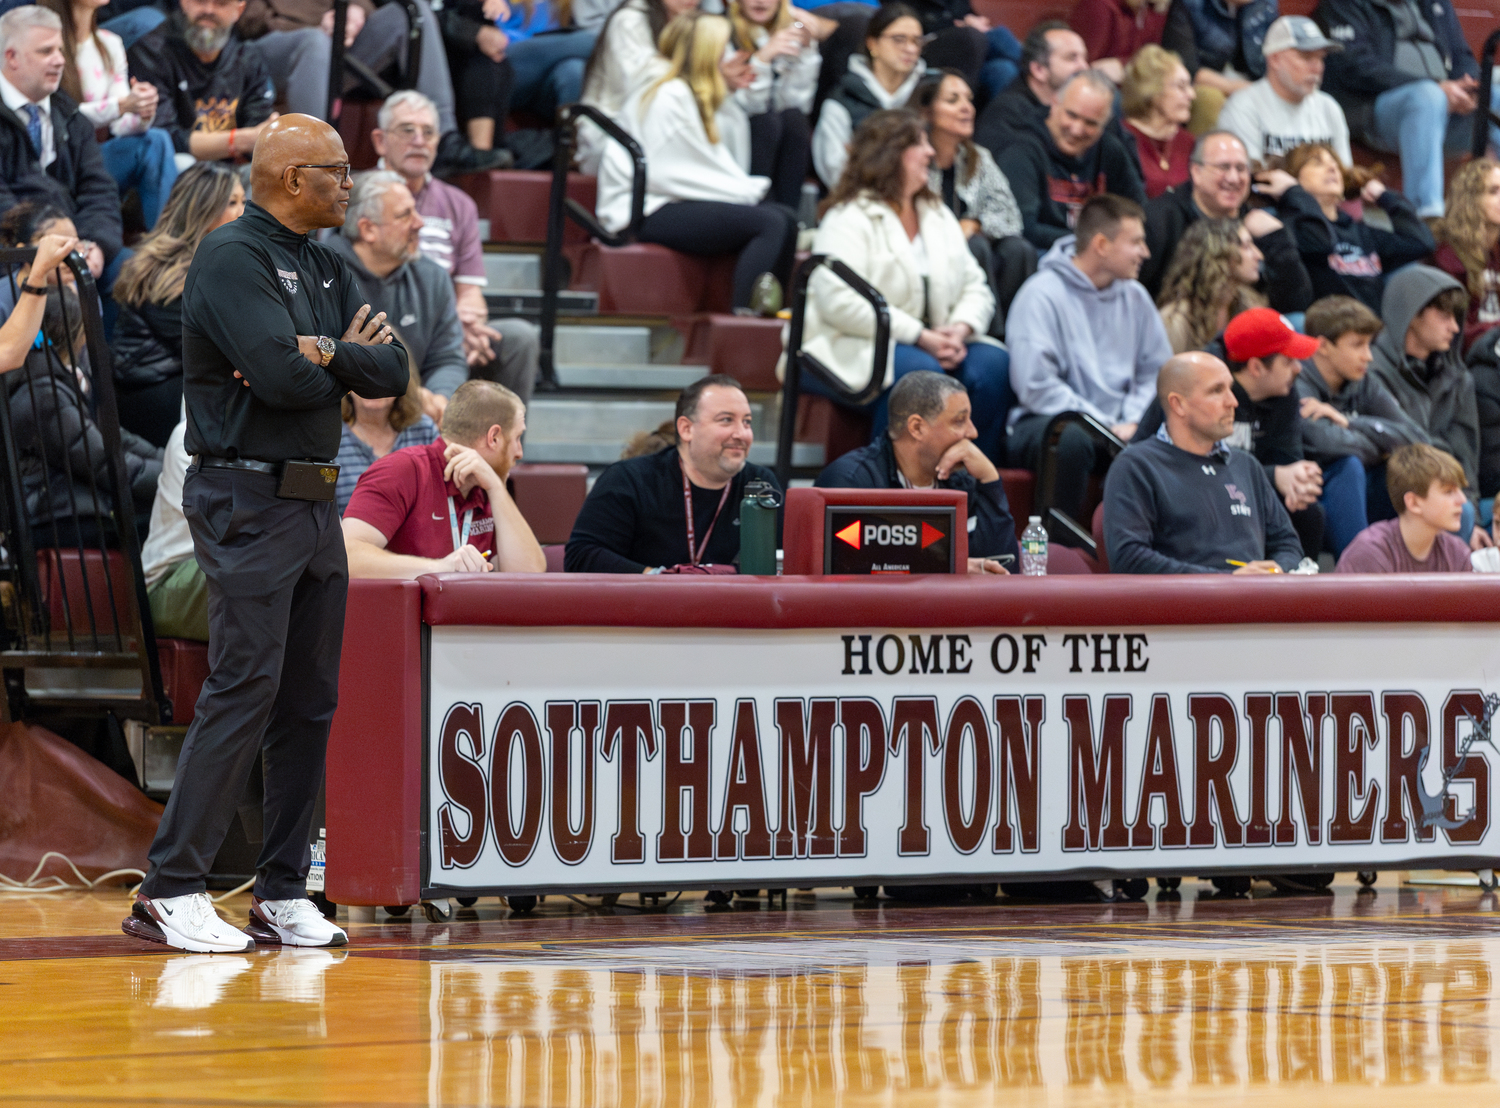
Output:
[921, 522, 944, 549]
[835, 520, 862, 548]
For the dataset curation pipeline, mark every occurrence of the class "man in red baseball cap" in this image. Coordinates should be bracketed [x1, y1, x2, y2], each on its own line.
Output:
[1221, 307, 1353, 561]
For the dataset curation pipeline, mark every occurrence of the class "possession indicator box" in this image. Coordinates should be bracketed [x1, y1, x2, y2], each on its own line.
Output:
[823, 505, 956, 575]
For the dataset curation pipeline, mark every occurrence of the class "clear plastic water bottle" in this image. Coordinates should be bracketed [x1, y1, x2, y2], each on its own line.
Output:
[1020, 516, 1048, 577]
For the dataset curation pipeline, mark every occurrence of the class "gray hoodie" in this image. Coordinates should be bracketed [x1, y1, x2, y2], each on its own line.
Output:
[1368, 265, 1480, 495]
[326, 234, 468, 400]
[1006, 236, 1173, 426]
[1295, 357, 1429, 467]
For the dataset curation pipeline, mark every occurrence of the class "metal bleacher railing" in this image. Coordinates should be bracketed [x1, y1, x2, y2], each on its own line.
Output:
[0, 247, 166, 729]
[1033, 412, 1126, 556]
[774, 255, 890, 486]
[537, 103, 648, 391]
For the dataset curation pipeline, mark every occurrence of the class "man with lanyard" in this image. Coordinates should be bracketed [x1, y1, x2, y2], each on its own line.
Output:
[565, 375, 783, 573]
[122, 114, 410, 954]
[341, 379, 546, 577]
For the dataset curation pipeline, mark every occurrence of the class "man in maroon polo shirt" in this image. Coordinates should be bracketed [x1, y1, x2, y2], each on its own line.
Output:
[341, 379, 546, 577]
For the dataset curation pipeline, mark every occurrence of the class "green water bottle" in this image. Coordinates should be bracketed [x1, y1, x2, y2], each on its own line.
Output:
[739, 480, 780, 575]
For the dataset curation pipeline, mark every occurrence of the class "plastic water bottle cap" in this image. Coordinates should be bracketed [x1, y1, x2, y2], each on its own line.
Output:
[1028, 516, 1042, 525]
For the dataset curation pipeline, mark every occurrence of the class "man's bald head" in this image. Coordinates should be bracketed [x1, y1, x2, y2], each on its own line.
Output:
[1157, 352, 1224, 408]
[1159, 351, 1238, 452]
[251, 114, 353, 233]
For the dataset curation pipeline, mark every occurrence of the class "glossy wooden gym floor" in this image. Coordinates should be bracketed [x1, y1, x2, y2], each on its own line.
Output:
[2, 877, 1497, 1106]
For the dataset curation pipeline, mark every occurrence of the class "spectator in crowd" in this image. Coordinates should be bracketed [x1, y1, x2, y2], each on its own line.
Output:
[974, 19, 1087, 152]
[1140, 130, 1312, 308]
[813, 3, 929, 190]
[0, 5, 123, 289]
[728, 0, 831, 208]
[476, 0, 597, 122]
[1068, 0, 1166, 86]
[914, 69, 1034, 336]
[1132, 305, 1358, 555]
[39, 0, 176, 228]
[140, 418, 204, 639]
[1216, 16, 1350, 166]
[996, 69, 1145, 250]
[238, 0, 504, 175]
[815, 369, 1019, 571]
[128, 0, 278, 164]
[1296, 294, 1429, 507]
[598, 12, 797, 313]
[0, 224, 76, 370]
[334, 365, 438, 512]
[1336, 443, 1473, 571]
[1121, 44, 1195, 198]
[1, 272, 161, 545]
[370, 90, 538, 380]
[1317, 0, 1498, 217]
[434, 0, 518, 162]
[905, 0, 1019, 96]
[1104, 350, 1303, 573]
[111, 161, 243, 447]
[329, 171, 479, 423]
[565, 374, 782, 572]
[1433, 157, 1500, 352]
[1456, 323, 1500, 513]
[1155, 216, 1263, 353]
[1160, 0, 1276, 131]
[1274, 140, 1432, 315]
[577, 0, 689, 174]
[1006, 193, 1172, 535]
[1368, 264, 1486, 544]
[343, 378, 545, 578]
[802, 109, 1006, 456]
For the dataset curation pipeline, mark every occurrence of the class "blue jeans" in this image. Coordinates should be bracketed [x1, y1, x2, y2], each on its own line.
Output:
[1370, 78, 1500, 217]
[870, 343, 1012, 462]
[100, 5, 166, 49]
[979, 27, 1021, 98]
[1318, 454, 1368, 555]
[508, 30, 597, 118]
[100, 130, 178, 229]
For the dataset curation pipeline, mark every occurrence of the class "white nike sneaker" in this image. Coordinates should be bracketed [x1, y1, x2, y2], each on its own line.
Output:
[122, 893, 256, 953]
[245, 896, 348, 947]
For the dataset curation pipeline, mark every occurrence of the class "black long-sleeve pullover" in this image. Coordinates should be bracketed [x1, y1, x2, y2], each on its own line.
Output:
[565, 448, 782, 573]
[182, 202, 410, 463]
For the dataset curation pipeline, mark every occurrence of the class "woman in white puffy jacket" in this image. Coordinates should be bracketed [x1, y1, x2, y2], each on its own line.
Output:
[801, 108, 1010, 460]
[596, 12, 799, 310]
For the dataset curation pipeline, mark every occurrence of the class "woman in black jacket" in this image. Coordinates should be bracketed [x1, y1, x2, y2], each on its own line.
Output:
[110, 161, 244, 446]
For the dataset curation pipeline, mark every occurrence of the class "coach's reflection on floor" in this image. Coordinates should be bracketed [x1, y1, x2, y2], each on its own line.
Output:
[426, 941, 1497, 1104]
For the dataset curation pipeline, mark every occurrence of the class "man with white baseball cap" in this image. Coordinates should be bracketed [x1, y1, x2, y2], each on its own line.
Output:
[1217, 16, 1351, 164]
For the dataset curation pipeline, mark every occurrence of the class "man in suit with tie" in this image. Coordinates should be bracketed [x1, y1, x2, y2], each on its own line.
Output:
[0, 5, 122, 285]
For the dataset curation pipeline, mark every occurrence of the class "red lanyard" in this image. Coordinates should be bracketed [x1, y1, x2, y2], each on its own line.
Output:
[683, 466, 731, 565]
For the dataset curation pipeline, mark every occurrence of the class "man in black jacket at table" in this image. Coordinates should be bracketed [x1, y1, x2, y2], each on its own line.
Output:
[566, 375, 782, 573]
[816, 370, 1018, 573]
[123, 115, 409, 955]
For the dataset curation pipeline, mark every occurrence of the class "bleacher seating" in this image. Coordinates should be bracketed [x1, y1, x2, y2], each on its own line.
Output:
[36, 549, 133, 639]
[507, 464, 589, 544]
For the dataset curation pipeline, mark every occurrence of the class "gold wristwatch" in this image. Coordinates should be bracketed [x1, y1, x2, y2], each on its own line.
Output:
[316, 336, 335, 366]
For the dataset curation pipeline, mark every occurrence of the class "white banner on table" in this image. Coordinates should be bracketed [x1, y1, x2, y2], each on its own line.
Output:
[424, 624, 1499, 889]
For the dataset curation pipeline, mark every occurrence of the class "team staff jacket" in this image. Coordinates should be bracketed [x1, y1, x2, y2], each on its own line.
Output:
[814, 437, 1020, 563]
[129, 14, 276, 155]
[565, 447, 782, 573]
[182, 201, 410, 463]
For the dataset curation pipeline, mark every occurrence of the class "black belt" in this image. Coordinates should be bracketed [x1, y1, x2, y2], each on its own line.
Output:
[195, 456, 280, 475]
[194, 456, 340, 502]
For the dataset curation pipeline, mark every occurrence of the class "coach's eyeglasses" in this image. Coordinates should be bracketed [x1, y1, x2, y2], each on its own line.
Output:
[293, 163, 354, 185]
